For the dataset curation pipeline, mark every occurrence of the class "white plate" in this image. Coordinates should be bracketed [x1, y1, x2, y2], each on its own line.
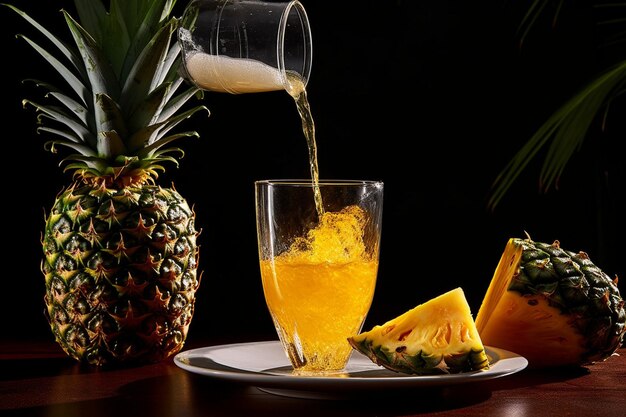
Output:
[174, 340, 528, 399]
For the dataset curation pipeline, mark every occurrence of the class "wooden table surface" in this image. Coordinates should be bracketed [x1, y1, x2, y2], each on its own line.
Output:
[1, 338, 625, 417]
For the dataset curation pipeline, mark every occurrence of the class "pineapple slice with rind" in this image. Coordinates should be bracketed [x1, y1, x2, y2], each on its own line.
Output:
[476, 237, 626, 369]
[348, 288, 489, 374]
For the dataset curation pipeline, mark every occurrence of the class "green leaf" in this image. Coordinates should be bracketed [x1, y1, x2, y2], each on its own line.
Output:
[126, 119, 168, 152]
[127, 82, 173, 138]
[161, 0, 177, 22]
[516, 0, 564, 47]
[139, 132, 199, 160]
[17, 35, 89, 106]
[2, 4, 86, 77]
[62, 155, 108, 173]
[95, 93, 128, 139]
[64, 13, 120, 98]
[116, 0, 155, 37]
[72, 0, 106, 45]
[47, 92, 90, 127]
[152, 104, 209, 143]
[118, 0, 171, 82]
[152, 144, 187, 161]
[120, 18, 176, 116]
[38, 127, 97, 155]
[23, 99, 95, 146]
[155, 27, 182, 87]
[104, 0, 131, 78]
[97, 130, 127, 158]
[157, 85, 205, 125]
[22, 79, 90, 127]
[488, 59, 626, 210]
[73, 0, 133, 79]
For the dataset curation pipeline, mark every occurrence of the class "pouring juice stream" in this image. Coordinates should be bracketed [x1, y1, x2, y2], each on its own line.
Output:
[185, 53, 323, 216]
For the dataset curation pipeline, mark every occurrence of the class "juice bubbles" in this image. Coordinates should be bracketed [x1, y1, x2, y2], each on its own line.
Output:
[259, 205, 378, 373]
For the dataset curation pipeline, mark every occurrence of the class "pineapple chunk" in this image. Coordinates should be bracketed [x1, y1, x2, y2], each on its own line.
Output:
[348, 288, 489, 374]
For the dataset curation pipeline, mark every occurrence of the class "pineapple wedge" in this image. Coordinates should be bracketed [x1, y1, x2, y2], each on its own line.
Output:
[348, 288, 489, 374]
[476, 237, 626, 368]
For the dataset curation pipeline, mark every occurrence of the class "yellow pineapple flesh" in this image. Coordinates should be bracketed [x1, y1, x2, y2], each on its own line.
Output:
[476, 237, 625, 369]
[348, 287, 489, 374]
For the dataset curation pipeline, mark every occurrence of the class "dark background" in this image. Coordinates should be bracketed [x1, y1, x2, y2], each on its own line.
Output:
[1, 1, 623, 346]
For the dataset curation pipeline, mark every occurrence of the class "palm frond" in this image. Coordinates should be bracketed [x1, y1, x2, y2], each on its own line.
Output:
[488, 59, 626, 210]
[489, 0, 626, 210]
[517, 0, 564, 46]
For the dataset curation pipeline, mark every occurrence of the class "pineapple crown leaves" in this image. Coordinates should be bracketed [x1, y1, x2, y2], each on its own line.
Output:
[4, 0, 209, 184]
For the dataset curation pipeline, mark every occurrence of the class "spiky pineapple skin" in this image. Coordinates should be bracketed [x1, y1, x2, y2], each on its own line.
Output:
[42, 181, 200, 366]
[348, 337, 489, 375]
[476, 238, 626, 368]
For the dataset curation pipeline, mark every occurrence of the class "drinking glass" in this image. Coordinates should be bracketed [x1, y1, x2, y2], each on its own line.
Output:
[178, 0, 312, 94]
[255, 180, 384, 374]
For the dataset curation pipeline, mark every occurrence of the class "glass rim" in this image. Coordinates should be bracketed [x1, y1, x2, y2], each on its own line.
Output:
[255, 179, 384, 187]
[277, 0, 313, 87]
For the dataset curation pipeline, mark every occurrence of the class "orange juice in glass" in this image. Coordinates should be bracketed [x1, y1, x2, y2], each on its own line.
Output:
[255, 180, 383, 374]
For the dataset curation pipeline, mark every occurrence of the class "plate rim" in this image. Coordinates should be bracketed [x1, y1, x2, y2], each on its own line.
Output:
[173, 340, 528, 391]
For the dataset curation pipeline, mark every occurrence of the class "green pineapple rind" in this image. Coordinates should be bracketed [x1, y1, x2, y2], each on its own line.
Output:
[43, 183, 200, 366]
[348, 335, 490, 375]
[508, 238, 626, 364]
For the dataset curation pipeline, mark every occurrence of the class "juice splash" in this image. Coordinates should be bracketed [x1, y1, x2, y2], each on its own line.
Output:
[260, 206, 378, 373]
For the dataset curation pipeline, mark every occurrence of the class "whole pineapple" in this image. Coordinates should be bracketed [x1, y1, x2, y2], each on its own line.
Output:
[7, 0, 208, 366]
